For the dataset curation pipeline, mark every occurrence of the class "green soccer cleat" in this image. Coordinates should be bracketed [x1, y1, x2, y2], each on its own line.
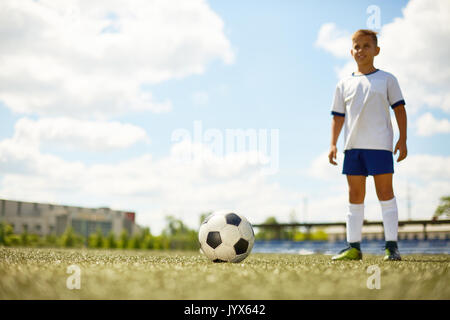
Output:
[331, 247, 362, 261]
[383, 247, 402, 261]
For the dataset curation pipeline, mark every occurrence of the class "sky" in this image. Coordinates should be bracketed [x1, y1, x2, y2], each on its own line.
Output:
[0, 0, 449, 234]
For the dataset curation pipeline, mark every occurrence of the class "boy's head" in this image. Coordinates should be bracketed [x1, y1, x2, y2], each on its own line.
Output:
[351, 29, 380, 66]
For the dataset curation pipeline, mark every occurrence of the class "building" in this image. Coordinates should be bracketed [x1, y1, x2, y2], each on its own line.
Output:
[0, 199, 141, 238]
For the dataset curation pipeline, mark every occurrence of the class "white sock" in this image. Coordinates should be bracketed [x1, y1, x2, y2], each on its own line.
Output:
[380, 197, 398, 241]
[346, 203, 364, 243]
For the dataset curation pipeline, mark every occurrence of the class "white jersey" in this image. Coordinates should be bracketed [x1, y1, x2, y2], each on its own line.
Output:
[331, 69, 405, 152]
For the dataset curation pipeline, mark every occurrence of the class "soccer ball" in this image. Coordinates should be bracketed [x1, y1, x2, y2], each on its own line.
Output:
[198, 210, 255, 263]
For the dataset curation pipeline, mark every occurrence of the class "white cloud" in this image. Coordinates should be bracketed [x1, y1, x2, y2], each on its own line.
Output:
[395, 153, 450, 182]
[377, 0, 450, 114]
[0, 137, 85, 176]
[316, 0, 450, 114]
[2, 136, 447, 233]
[0, 138, 303, 234]
[416, 112, 450, 136]
[0, 0, 234, 118]
[306, 150, 343, 181]
[192, 91, 209, 106]
[308, 149, 450, 185]
[11, 117, 150, 152]
[315, 23, 351, 59]
[305, 150, 450, 222]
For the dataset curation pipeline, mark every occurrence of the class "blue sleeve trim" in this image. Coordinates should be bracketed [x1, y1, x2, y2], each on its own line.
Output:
[331, 111, 345, 117]
[391, 99, 405, 109]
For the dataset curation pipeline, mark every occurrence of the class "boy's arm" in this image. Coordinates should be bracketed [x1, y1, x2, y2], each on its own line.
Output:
[393, 104, 407, 162]
[329, 115, 345, 165]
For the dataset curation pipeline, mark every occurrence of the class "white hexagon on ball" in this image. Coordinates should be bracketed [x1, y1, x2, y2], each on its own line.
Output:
[220, 224, 241, 247]
[238, 220, 254, 240]
[204, 214, 226, 231]
[214, 244, 236, 262]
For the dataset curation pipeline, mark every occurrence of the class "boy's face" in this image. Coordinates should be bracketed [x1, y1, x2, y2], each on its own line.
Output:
[351, 35, 380, 66]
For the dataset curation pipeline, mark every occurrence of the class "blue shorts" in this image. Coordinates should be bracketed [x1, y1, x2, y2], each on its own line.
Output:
[343, 149, 394, 176]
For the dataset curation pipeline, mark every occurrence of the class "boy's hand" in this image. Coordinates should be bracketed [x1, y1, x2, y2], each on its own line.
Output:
[394, 139, 407, 162]
[328, 145, 338, 165]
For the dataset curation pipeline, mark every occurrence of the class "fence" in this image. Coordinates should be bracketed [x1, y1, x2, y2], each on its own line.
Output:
[252, 219, 450, 241]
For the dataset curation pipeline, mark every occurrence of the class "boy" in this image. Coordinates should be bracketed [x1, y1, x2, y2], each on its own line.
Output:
[328, 29, 407, 261]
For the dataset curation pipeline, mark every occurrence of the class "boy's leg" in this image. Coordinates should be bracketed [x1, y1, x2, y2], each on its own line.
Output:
[347, 174, 366, 203]
[373, 173, 394, 201]
[332, 175, 366, 260]
[333, 150, 367, 260]
[373, 173, 397, 241]
[346, 175, 366, 244]
[374, 173, 401, 260]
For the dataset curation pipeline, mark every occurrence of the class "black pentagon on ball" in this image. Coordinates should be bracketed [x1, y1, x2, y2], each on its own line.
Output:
[234, 238, 249, 255]
[213, 259, 227, 263]
[206, 231, 222, 249]
[225, 213, 241, 226]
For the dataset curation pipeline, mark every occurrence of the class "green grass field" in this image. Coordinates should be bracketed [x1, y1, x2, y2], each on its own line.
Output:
[0, 247, 449, 299]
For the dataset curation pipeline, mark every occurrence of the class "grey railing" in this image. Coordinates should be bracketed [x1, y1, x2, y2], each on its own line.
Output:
[252, 219, 450, 240]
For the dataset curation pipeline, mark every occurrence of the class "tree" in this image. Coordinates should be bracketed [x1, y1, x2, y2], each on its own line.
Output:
[293, 232, 306, 241]
[104, 231, 117, 249]
[60, 227, 76, 248]
[20, 228, 29, 246]
[6, 234, 21, 246]
[59, 227, 84, 248]
[128, 233, 142, 249]
[153, 235, 170, 250]
[0, 222, 5, 245]
[255, 217, 290, 240]
[141, 227, 154, 249]
[44, 234, 58, 247]
[310, 229, 328, 241]
[434, 196, 450, 219]
[162, 216, 198, 250]
[88, 228, 104, 249]
[118, 230, 129, 249]
[1, 224, 16, 246]
[163, 216, 190, 236]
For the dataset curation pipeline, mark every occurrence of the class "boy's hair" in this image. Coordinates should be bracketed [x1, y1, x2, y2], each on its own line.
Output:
[352, 29, 378, 46]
